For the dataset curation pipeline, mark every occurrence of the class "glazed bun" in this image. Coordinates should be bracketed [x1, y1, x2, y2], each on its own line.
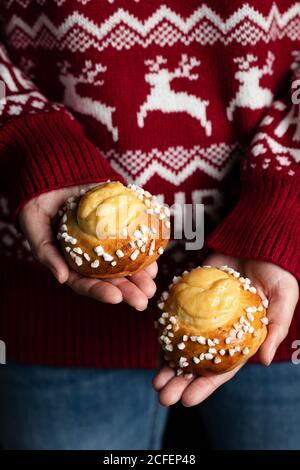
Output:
[156, 266, 269, 377]
[57, 181, 170, 278]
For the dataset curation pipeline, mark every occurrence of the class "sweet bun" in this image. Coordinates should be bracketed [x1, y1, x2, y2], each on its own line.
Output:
[156, 266, 269, 377]
[57, 181, 170, 278]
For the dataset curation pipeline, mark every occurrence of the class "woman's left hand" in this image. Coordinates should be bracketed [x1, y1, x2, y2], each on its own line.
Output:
[153, 253, 299, 407]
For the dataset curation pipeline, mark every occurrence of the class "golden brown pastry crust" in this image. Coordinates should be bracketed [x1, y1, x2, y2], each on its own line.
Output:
[156, 266, 269, 376]
[57, 182, 170, 278]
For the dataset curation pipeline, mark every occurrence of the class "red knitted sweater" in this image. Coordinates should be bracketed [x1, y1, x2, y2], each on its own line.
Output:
[0, 0, 299, 368]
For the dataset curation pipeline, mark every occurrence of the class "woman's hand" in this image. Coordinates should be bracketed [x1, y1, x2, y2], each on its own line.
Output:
[153, 252, 299, 406]
[19, 185, 157, 311]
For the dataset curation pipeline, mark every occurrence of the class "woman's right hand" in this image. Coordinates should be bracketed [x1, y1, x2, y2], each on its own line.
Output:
[19, 185, 157, 311]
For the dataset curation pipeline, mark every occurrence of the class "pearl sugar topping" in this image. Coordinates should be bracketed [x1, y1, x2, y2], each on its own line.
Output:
[156, 265, 269, 378]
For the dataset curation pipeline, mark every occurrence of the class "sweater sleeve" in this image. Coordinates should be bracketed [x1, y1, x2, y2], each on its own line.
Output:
[207, 60, 300, 280]
[0, 45, 123, 215]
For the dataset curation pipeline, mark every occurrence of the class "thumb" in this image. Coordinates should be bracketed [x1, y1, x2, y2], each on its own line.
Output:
[20, 208, 69, 284]
[36, 238, 69, 284]
[259, 282, 299, 366]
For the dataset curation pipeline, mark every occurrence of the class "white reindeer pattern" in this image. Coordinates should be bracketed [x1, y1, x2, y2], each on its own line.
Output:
[227, 51, 275, 121]
[58, 60, 118, 142]
[137, 55, 212, 136]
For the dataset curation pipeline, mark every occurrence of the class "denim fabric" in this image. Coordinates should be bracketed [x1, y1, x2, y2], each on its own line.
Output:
[1, 362, 299, 450]
[0, 364, 167, 450]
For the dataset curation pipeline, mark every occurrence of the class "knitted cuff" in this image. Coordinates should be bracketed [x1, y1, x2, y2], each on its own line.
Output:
[207, 174, 300, 280]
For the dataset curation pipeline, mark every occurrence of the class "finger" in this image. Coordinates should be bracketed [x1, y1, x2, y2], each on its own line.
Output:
[181, 365, 242, 407]
[152, 366, 176, 391]
[20, 211, 69, 284]
[144, 262, 158, 279]
[67, 271, 123, 304]
[37, 240, 69, 284]
[109, 277, 149, 311]
[259, 286, 299, 366]
[158, 375, 194, 407]
[130, 270, 157, 298]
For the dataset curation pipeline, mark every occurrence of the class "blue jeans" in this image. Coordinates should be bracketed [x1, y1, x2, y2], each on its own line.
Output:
[0, 363, 300, 450]
[193, 362, 300, 450]
[0, 365, 167, 450]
